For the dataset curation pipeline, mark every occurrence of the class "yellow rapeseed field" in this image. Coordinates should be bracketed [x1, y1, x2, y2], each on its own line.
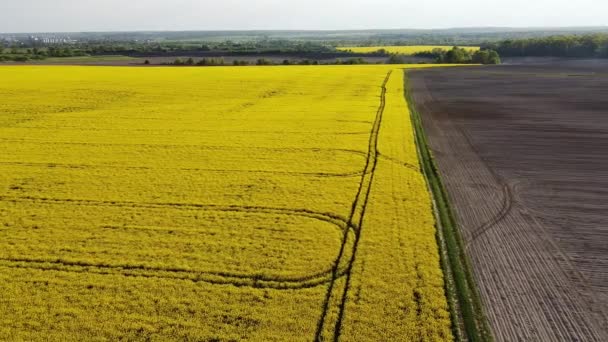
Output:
[0, 65, 452, 341]
[337, 46, 480, 55]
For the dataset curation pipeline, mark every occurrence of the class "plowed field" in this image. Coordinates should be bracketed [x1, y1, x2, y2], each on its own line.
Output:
[409, 60, 608, 341]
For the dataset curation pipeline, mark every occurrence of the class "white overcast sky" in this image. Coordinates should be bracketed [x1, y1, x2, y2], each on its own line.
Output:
[0, 0, 606, 33]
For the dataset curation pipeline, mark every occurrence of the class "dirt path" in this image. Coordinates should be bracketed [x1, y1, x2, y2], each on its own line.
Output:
[409, 62, 608, 342]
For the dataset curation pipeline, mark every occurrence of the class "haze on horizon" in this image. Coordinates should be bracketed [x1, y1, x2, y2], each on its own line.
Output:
[0, 0, 606, 33]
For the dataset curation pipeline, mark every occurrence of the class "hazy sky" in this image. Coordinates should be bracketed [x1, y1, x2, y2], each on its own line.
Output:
[1, 0, 606, 33]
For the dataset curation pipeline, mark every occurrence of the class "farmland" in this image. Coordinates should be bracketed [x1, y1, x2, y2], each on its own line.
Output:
[336, 46, 480, 55]
[408, 60, 608, 341]
[0, 65, 454, 340]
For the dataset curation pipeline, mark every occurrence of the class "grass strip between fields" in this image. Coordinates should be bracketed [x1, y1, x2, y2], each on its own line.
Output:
[403, 70, 493, 342]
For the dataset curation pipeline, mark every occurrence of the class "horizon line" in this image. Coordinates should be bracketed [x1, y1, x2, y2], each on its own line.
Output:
[2, 25, 608, 35]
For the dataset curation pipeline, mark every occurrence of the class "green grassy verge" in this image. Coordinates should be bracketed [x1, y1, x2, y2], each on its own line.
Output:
[403, 71, 493, 342]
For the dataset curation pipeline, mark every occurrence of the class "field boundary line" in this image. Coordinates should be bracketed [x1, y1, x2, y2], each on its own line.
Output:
[404, 71, 493, 342]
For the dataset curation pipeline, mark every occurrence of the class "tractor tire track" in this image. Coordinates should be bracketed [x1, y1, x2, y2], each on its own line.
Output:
[0, 139, 369, 156]
[0, 258, 349, 290]
[314, 71, 392, 342]
[3, 126, 370, 135]
[466, 183, 514, 249]
[455, 121, 517, 248]
[0, 194, 348, 228]
[377, 152, 420, 172]
[417, 75, 515, 247]
[0, 161, 367, 178]
[0, 195, 355, 289]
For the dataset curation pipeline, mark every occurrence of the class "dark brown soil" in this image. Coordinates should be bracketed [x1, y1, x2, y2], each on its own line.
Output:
[409, 60, 608, 342]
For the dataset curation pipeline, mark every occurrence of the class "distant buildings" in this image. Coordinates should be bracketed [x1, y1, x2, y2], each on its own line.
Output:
[0, 34, 76, 47]
[38, 36, 75, 44]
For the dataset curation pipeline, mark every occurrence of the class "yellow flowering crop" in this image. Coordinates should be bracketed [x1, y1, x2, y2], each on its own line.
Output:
[337, 46, 480, 55]
[0, 65, 452, 341]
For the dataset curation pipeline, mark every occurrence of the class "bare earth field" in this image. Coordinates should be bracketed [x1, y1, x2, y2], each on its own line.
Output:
[409, 60, 608, 341]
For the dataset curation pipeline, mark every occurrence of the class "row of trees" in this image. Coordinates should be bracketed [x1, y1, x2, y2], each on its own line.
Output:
[2, 39, 344, 62]
[483, 34, 608, 58]
[168, 58, 274, 66]
[30, 40, 336, 56]
[170, 57, 227, 66]
[413, 47, 501, 64]
[165, 57, 380, 67]
[0, 48, 45, 62]
[0, 55, 39, 62]
[0, 45, 89, 62]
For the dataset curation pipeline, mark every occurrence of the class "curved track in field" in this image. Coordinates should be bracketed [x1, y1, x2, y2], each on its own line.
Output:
[466, 183, 514, 249]
[0, 194, 358, 289]
[0, 145, 370, 178]
[0, 160, 368, 178]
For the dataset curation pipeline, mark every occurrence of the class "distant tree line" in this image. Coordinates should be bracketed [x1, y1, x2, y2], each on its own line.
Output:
[43, 40, 337, 56]
[1, 40, 349, 62]
[0, 47, 45, 62]
[169, 57, 227, 66]
[1, 43, 498, 65]
[413, 47, 501, 64]
[164, 57, 380, 66]
[329, 29, 608, 47]
[0, 45, 89, 62]
[483, 34, 608, 58]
